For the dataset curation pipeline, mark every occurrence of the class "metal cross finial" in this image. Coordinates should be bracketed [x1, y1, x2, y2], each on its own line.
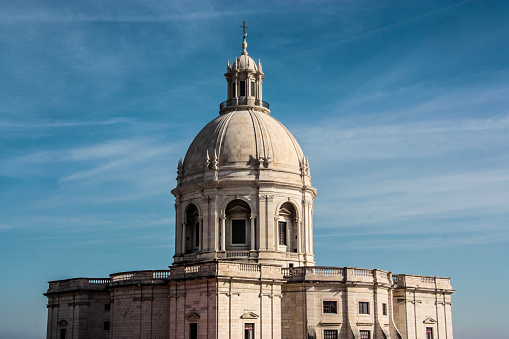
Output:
[240, 19, 248, 37]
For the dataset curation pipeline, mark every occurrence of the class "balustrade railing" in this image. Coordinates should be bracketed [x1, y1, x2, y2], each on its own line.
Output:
[354, 269, 372, 277]
[312, 267, 343, 276]
[111, 273, 134, 282]
[240, 263, 260, 272]
[226, 251, 250, 258]
[88, 278, 111, 284]
[420, 276, 435, 284]
[219, 99, 270, 110]
[185, 265, 200, 274]
[282, 266, 344, 280]
[152, 270, 171, 279]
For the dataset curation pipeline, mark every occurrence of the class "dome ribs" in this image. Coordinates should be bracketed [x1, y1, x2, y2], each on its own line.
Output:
[213, 111, 235, 167]
[248, 109, 273, 168]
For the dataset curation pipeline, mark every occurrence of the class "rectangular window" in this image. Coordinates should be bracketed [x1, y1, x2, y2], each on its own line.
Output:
[60, 329, 66, 339]
[359, 302, 369, 314]
[278, 221, 287, 245]
[232, 219, 246, 244]
[360, 330, 370, 339]
[251, 81, 255, 96]
[324, 330, 338, 339]
[240, 81, 246, 96]
[426, 327, 433, 339]
[382, 303, 387, 315]
[245, 323, 254, 339]
[232, 82, 236, 98]
[323, 300, 337, 314]
[104, 303, 110, 311]
[103, 321, 110, 331]
[190, 323, 197, 339]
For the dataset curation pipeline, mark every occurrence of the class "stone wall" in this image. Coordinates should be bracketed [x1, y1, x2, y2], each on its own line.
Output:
[45, 266, 454, 339]
[45, 279, 110, 339]
[392, 275, 454, 339]
[110, 285, 170, 338]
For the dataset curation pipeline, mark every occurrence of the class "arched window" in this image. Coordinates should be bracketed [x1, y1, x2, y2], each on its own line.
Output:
[278, 202, 298, 252]
[185, 204, 199, 253]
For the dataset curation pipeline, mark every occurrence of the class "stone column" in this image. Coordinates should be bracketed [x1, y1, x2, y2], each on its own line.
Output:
[296, 218, 302, 253]
[199, 218, 203, 251]
[220, 216, 226, 251]
[302, 199, 309, 254]
[250, 214, 256, 250]
[182, 223, 186, 254]
[309, 204, 314, 254]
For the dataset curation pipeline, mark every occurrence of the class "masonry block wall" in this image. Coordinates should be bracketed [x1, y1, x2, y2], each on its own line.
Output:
[110, 285, 169, 338]
[45, 281, 110, 339]
[392, 275, 454, 339]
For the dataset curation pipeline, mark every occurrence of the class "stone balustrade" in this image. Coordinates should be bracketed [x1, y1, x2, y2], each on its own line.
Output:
[282, 266, 395, 285]
[47, 278, 111, 293]
[109, 270, 171, 286]
[392, 274, 453, 291]
[46, 265, 452, 294]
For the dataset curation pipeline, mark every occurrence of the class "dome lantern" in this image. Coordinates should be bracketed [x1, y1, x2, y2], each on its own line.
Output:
[220, 20, 269, 114]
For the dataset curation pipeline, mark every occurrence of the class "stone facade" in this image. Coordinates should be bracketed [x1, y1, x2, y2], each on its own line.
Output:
[45, 31, 454, 339]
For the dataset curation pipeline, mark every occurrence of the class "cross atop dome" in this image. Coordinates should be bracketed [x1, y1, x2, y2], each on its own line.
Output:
[240, 19, 248, 37]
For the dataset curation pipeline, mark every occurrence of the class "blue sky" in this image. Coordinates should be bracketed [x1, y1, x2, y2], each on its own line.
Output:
[1, 0, 508, 338]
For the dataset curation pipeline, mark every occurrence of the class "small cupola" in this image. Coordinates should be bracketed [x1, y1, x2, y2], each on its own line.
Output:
[220, 20, 269, 115]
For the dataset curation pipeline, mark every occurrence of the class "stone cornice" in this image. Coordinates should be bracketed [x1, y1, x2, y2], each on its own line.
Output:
[172, 180, 317, 197]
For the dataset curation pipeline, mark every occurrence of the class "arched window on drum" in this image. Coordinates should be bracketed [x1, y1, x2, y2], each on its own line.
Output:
[277, 202, 298, 253]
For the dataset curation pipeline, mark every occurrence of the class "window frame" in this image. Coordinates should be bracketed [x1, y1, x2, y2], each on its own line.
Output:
[322, 300, 338, 314]
[244, 323, 254, 339]
[359, 301, 370, 315]
[359, 330, 370, 339]
[324, 329, 338, 339]
[278, 221, 287, 246]
[189, 323, 198, 339]
[231, 218, 247, 246]
[426, 327, 434, 339]
[382, 303, 387, 316]
[240, 81, 246, 97]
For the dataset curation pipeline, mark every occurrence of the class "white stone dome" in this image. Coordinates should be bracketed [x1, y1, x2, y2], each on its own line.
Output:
[182, 109, 306, 182]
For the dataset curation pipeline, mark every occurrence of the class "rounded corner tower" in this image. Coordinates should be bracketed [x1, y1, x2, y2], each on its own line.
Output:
[171, 32, 316, 268]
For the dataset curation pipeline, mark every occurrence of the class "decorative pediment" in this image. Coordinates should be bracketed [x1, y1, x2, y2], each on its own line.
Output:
[423, 317, 437, 324]
[240, 311, 259, 319]
[185, 312, 200, 320]
[279, 207, 292, 216]
[58, 320, 68, 326]
[227, 205, 250, 213]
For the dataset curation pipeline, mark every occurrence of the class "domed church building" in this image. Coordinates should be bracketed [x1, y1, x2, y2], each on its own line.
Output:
[45, 27, 454, 339]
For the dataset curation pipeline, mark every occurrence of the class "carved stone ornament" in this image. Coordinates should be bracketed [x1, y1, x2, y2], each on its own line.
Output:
[423, 317, 437, 324]
[240, 311, 259, 319]
[58, 320, 68, 326]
